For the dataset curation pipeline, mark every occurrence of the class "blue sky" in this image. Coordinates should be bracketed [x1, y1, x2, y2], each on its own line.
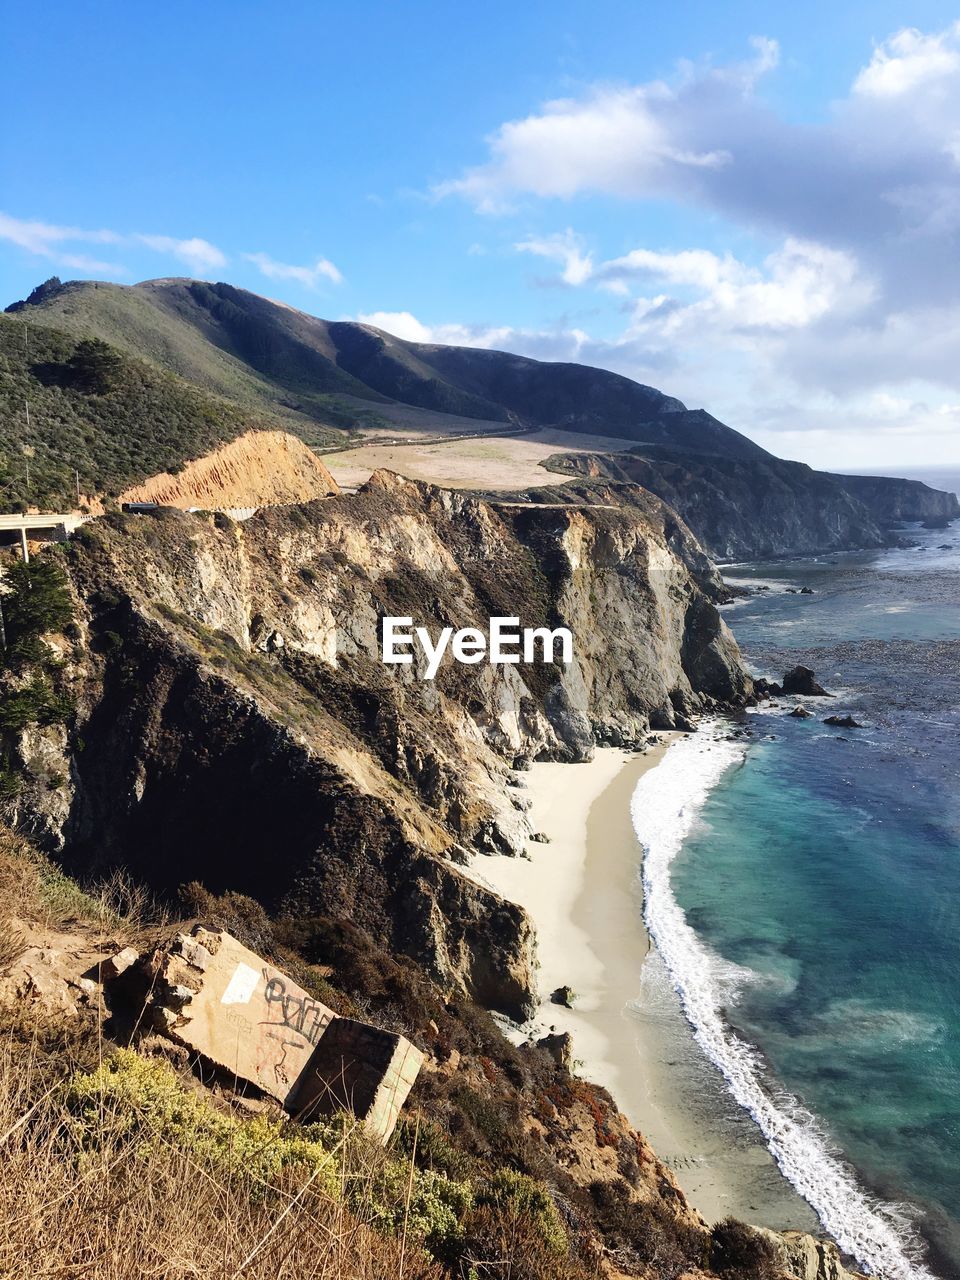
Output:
[3, 1, 960, 468]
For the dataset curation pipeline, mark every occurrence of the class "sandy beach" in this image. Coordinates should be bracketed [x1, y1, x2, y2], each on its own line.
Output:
[476, 743, 820, 1232]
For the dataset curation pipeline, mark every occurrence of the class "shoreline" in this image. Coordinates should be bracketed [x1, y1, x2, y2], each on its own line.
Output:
[476, 741, 819, 1231]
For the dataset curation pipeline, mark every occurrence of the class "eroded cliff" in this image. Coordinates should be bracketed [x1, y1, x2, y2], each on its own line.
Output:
[11, 472, 749, 1018]
[118, 428, 339, 510]
[543, 446, 958, 560]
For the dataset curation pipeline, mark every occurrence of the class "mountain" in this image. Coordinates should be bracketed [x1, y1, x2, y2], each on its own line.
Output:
[6, 276, 957, 552]
[0, 310, 307, 509]
[7, 276, 765, 457]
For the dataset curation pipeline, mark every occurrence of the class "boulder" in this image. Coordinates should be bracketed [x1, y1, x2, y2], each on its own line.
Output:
[754, 1227, 867, 1280]
[823, 714, 863, 729]
[782, 665, 832, 697]
[100, 945, 140, 982]
[140, 926, 423, 1141]
[537, 1031, 574, 1071]
[550, 984, 576, 1008]
[789, 705, 814, 719]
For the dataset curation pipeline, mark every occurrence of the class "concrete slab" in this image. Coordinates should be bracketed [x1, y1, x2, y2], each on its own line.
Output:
[291, 1018, 425, 1142]
[149, 927, 335, 1106]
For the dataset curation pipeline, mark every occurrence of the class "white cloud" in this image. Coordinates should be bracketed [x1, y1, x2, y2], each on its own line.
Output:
[614, 238, 869, 334]
[244, 251, 343, 288]
[430, 24, 960, 464]
[514, 229, 593, 285]
[0, 212, 228, 278]
[853, 24, 960, 97]
[357, 310, 432, 341]
[0, 213, 123, 272]
[356, 310, 515, 348]
[434, 85, 731, 213]
[136, 234, 226, 275]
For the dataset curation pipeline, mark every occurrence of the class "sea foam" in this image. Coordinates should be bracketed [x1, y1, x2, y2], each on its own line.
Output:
[631, 723, 936, 1280]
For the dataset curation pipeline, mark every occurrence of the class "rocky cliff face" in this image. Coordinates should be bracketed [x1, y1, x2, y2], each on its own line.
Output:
[543, 447, 958, 560]
[837, 472, 960, 525]
[12, 473, 749, 1018]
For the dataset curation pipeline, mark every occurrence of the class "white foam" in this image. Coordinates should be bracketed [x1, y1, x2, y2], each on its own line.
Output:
[632, 722, 936, 1280]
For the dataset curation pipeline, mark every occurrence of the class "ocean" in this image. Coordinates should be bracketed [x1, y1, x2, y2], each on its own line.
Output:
[632, 469, 960, 1279]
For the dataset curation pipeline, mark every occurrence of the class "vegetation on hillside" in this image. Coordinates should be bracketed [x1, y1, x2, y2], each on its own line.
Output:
[0, 312, 323, 509]
[0, 555, 75, 797]
[8, 278, 374, 444]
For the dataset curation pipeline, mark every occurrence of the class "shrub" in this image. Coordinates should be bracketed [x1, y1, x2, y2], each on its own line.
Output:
[0, 557, 74, 669]
[478, 1168, 566, 1253]
[66, 1049, 343, 1197]
[710, 1217, 780, 1278]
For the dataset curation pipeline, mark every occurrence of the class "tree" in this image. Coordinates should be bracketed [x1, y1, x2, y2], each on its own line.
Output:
[1, 557, 74, 668]
[66, 338, 128, 394]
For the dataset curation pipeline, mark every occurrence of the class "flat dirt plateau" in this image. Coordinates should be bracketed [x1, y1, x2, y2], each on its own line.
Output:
[323, 425, 633, 491]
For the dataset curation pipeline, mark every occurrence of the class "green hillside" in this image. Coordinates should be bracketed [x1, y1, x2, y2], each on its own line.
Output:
[0, 312, 304, 510]
[8, 278, 394, 438]
[9, 277, 768, 457]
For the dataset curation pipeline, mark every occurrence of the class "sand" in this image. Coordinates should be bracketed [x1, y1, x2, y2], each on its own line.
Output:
[475, 744, 820, 1232]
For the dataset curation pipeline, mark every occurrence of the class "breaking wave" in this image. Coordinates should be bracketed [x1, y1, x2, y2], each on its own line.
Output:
[631, 723, 935, 1280]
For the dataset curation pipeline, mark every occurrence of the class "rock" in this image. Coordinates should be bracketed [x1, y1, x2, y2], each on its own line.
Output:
[782, 665, 832, 697]
[100, 945, 140, 981]
[755, 1227, 867, 1280]
[800, 586, 815, 594]
[538, 1031, 573, 1071]
[789, 705, 814, 719]
[550, 984, 576, 1008]
[823, 714, 863, 729]
[529, 831, 550, 844]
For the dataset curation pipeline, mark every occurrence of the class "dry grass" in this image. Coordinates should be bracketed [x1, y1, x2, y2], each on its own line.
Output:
[324, 427, 633, 492]
[0, 1035, 445, 1280]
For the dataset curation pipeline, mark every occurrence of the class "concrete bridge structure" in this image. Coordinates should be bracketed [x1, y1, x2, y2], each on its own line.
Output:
[0, 512, 92, 561]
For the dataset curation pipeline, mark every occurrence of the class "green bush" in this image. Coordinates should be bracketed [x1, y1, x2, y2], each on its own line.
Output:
[1, 558, 74, 670]
[66, 1050, 343, 1197]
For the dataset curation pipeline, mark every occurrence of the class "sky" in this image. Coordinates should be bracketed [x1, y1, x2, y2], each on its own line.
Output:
[3, 1, 960, 470]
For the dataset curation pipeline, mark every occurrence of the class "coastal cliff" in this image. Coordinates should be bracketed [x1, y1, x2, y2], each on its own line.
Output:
[0, 475, 878, 1279]
[9, 473, 749, 1020]
[542, 447, 959, 560]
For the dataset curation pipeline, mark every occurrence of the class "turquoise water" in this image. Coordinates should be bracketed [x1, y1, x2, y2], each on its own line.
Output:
[671, 519, 960, 1276]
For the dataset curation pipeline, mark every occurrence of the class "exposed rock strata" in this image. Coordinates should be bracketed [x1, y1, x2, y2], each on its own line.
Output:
[541, 447, 959, 559]
[12, 472, 750, 1018]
